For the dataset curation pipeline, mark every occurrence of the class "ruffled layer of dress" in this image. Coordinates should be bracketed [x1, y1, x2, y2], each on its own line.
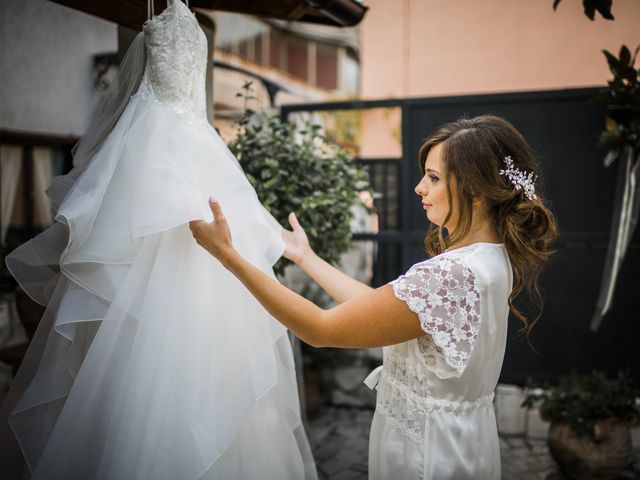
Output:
[1, 88, 314, 479]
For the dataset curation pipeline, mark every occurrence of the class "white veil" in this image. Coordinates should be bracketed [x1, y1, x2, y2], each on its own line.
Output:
[0, 31, 147, 479]
[4, 32, 146, 305]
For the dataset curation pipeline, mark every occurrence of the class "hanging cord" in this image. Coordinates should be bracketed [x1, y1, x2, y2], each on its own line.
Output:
[147, 0, 155, 20]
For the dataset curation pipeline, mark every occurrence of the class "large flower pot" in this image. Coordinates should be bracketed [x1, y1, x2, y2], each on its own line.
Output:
[547, 419, 632, 480]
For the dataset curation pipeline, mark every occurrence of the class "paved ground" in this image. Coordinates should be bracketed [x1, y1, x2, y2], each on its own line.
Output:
[308, 406, 640, 480]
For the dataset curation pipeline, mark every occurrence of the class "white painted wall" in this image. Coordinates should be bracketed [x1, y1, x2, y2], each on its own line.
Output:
[0, 0, 117, 136]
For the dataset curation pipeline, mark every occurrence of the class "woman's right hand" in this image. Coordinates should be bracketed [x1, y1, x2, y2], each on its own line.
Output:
[282, 212, 312, 265]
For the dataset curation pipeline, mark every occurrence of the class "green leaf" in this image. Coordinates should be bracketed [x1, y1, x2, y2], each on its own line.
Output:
[245, 173, 257, 188]
[583, 1, 596, 19]
[620, 45, 632, 66]
[555, 0, 615, 20]
[594, 0, 614, 19]
[603, 49, 622, 77]
[583, 0, 614, 20]
[633, 45, 640, 65]
[264, 158, 279, 169]
[260, 169, 272, 180]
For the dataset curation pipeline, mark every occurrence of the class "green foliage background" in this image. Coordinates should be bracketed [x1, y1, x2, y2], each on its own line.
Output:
[228, 84, 371, 276]
[599, 44, 640, 155]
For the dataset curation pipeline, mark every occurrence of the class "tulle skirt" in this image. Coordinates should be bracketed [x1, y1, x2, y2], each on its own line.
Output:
[0, 90, 316, 479]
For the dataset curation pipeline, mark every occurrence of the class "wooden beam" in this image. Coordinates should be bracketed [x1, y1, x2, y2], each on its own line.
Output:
[49, 0, 367, 30]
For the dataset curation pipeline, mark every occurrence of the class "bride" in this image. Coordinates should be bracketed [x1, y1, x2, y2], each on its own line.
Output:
[0, 1, 316, 478]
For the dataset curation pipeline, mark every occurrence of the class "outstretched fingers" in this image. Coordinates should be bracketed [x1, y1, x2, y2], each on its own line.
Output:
[209, 196, 226, 222]
[288, 212, 302, 231]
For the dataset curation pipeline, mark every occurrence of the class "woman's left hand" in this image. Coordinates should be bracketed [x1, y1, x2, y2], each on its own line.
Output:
[189, 197, 236, 266]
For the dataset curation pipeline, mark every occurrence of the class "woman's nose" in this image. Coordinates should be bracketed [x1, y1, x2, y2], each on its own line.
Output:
[415, 179, 426, 196]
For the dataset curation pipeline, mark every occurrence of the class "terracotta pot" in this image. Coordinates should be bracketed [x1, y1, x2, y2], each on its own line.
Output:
[547, 419, 632, 480]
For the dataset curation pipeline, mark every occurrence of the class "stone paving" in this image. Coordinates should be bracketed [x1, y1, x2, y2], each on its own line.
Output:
[308, 406, 640, 480]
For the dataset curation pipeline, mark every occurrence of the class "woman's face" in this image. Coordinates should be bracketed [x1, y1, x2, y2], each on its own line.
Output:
[414, 143, 457, 228]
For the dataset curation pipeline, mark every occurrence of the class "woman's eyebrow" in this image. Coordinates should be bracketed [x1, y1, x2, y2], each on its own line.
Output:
[426, 168, 441, 175]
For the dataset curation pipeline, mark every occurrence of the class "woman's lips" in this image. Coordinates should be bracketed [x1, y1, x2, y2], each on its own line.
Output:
[423, 203, 432, 210]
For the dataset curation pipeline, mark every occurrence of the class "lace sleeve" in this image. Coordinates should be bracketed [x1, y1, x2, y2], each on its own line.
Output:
[390, 256, 481, 377]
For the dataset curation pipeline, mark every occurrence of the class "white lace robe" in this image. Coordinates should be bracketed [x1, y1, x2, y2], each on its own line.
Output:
[365, 242, 512, 480]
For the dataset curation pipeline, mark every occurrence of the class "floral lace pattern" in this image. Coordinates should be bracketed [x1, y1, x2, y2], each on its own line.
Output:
[390, 256, 480, 376]
[376, 351, 494, 443]
[416, 334, 441, 367]
[140, 0, 207, 120]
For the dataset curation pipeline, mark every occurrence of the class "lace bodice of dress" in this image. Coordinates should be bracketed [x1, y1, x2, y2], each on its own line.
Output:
[367, 249, 505, 444]
[139, 0, 207, 119]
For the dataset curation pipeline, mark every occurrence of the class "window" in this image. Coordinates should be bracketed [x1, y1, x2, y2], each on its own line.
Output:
[317, 44, 337, 90]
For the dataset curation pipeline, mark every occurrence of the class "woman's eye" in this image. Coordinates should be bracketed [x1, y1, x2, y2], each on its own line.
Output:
[429, 175, 439, 183]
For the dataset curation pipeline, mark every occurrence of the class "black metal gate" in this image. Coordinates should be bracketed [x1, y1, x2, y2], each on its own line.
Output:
[282, 87, 638, 385]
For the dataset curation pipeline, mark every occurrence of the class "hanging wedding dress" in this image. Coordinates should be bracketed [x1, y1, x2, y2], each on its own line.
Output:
[0, 1, 316, 478]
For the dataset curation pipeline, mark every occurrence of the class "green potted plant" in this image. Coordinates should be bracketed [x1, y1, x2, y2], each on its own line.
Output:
[228, 82, 372, 278]
[524, 371, 639, 480]
[598, 44, 640, 167]
[589, 43, 640, 330]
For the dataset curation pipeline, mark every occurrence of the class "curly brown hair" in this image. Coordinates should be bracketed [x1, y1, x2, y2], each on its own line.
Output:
[418, 115, 558, 334]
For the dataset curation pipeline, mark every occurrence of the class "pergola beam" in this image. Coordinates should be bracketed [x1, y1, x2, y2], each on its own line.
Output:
[49, 0, 368, 30]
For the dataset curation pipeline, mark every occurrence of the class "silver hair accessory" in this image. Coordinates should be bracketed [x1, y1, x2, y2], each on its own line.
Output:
[499, 155, 537, 201]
